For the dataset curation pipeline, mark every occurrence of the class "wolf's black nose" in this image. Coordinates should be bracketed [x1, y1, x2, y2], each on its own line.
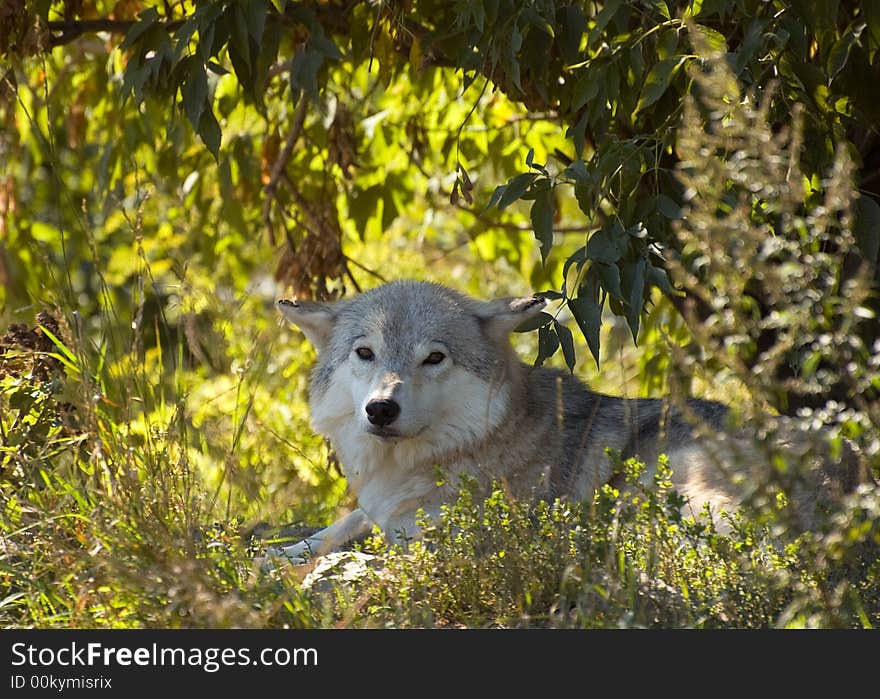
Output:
[365, 399, 400, 427]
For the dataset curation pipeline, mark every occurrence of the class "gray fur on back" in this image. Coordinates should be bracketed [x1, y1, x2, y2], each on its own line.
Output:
[517, 367, 729, 498]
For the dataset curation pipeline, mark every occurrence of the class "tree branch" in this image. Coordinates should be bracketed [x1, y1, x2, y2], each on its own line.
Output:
[46, 19, 185, 48]
[262, 96, 310, 245]
[453, 200, 594, 234]
[44, 1, 361, 49]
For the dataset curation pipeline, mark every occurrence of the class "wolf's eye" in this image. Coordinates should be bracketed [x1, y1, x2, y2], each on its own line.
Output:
[355, 347, 374, 361]
[423, 351, 445, 365]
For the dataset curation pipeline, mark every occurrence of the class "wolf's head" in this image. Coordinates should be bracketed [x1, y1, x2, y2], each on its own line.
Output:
[278, 281, 545, 465]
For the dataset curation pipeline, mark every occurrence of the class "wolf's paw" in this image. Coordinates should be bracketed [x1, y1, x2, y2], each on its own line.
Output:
[257, 541, 314, 573]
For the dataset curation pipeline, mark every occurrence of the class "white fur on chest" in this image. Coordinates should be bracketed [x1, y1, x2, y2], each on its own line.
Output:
[328, 425, 438, 528]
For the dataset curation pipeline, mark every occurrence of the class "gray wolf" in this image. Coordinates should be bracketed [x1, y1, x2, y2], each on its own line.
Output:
[266, 280, 859, 565]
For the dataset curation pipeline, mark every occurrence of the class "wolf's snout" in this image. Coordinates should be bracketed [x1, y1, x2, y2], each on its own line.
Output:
[365, 399, 401, 427]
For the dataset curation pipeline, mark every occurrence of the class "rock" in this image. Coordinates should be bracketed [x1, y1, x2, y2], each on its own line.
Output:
[300, 551, 385, 595]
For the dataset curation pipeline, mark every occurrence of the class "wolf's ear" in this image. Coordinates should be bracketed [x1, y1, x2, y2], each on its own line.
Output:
[475, 295, 547, 340]
[277, 299, 335, 351]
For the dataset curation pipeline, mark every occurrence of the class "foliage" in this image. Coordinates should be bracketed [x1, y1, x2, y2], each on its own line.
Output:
[4, 1, 878, 376]
[313, 459, 880, 628]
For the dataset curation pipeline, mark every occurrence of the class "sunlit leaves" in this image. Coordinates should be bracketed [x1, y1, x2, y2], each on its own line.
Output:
[634, 56, 686, 115]
[29, 0, 880, 381]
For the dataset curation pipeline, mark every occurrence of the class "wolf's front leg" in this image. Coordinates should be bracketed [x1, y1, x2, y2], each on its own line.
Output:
[380, 502, 444, 548]
[262, 508, 373, 569]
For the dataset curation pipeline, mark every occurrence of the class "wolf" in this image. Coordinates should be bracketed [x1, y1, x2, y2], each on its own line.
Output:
[266, 280, 859, 566]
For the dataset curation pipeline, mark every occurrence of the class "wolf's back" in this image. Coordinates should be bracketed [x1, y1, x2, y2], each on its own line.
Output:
[512, 365, 729, 500]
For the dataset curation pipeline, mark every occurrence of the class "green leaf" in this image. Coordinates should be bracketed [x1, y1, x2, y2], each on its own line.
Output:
[471, 1, 486, 32]
[312, 33, 344, 60]
[567, 109, 590, 157]
[245, 0, 268, 46]
[557, 5, 586, 65]
[635, 57, 685, 115]
[350, 185, 382, 238]
[692, 24, 727, 53]
[791, 0, 841, 37]
[866, 1, 880, 51]
[570, 70, 602, 112]
[290, 48, 324, 104]
[656, 194, 683, 219]
[486, 184, 506, 211]
[522, 7, 555, 38]
[536, 324, 560, 366]
[197, 107, 222, 158]
[569, 287, 602, 368]
[530, 187, 555, 264]
[595, 262, 623, 299]
[827, 21, 866, 84]
[231, 47, 256, 98]
[574, 182, 594, 216]
[229, 3, 252, 70]
[514, 311, 554, 333]
[498, 172, 538, 210]
[198, 2, 226, 59]
[586, 222, 628, 264]
[38, 324, 77, 366]
[120, 7, 160, 50]
[182, 58, 209, 130]
[621, 257, 646, 342]
[562, 246, 588, 285]
[173, 17, 199, 57]
[587, 0, 622, 48]
[121, 62, 150, 101]
[382, 188, 401, 229]
[506, 25, 524, 92]
[563, 159, 589, 183]
[733, 19, 765, 75]
[647, 263, 677, 296]
[554, 320, 577, 373]
[649, 1, 670, 20]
